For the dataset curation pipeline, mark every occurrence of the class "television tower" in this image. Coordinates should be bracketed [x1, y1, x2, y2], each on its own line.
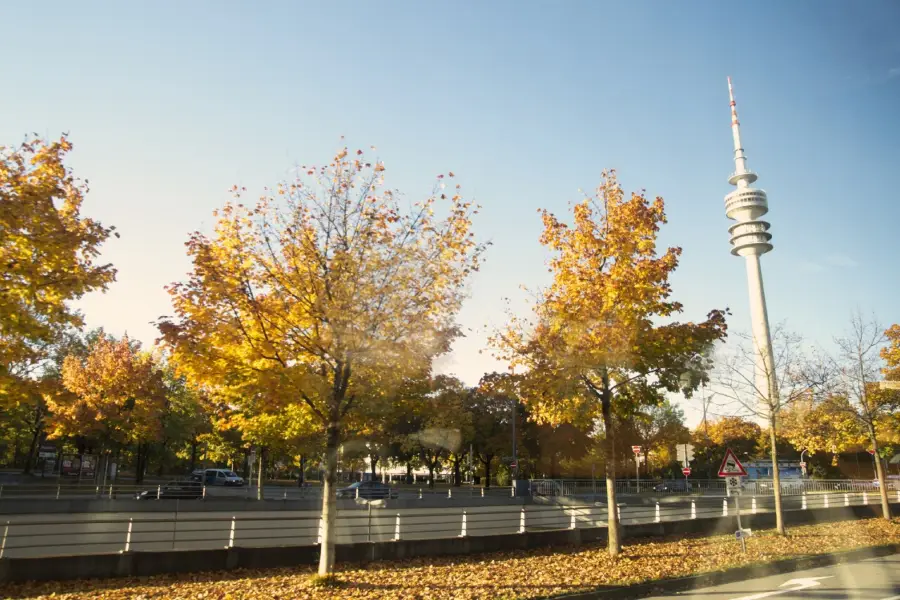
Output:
[724, 77, 777, 403]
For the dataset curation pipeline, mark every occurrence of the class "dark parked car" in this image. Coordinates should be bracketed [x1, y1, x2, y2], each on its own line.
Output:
[653, 480, 693, 493]
[336, 481, 398, 500]
[136, 480, 203, 500]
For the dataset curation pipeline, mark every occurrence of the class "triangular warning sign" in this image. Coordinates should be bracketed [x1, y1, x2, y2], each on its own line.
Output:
[718, 448, 748, 477]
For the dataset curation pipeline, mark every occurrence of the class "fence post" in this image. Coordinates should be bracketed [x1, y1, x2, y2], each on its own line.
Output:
[824, 494, 829, 508]
[844, 493, 850, 506]
[95, 485, 100, 498]
[802, 494, 807, 510]
[617, 504, 621, 521]
[448, 489, 452, 499]
[56, 485, 60, 500]
[156, 485, 161, 500]
[519, 508, 526, 533]
[123, 518, 133, 553]
[393, 513, 401, 541]
[459, 510, 467, 537]
[570, 512, 576, 529]
[722, 498, 728, 516]
[863, 491, 868, 505]
[109, 485, 114, 500]
[228, 516, 236, 548]
[0, 521, 8, 559]
[418, 488, 422, 499]
[481, 488, 484, 498]
[691, 500, 696, 519]
[202, 485, 207, 500]
[654, 502, 660, 523]
[751, 497, 757, 514]
[283, 489, 287, 500]
[356, 487, 359, 500]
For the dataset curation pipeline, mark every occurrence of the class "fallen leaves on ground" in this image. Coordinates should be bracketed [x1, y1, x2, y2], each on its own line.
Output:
[2, 518, 898, 599]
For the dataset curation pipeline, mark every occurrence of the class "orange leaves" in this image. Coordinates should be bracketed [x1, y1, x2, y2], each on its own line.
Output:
[882, 324, 900, 381]
[47, 333, 167, 446]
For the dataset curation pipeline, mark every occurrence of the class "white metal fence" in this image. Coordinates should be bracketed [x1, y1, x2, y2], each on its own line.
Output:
[1, 488, 897, 560]
[529, 478, 897, 498]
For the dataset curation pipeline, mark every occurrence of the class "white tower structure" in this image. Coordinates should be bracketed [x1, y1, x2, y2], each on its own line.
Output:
[724, 77, 777, 403]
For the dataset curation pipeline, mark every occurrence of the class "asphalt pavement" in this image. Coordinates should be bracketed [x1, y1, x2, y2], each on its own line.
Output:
[646, 554, 900, 599]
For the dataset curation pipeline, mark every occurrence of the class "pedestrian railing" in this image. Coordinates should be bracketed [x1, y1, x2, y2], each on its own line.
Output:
[0, 482, 514, 502]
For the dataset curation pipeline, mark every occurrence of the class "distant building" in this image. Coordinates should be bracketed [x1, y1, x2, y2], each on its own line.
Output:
[744, 460, 802, 480]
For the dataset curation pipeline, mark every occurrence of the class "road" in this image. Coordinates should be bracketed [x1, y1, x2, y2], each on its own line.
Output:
[647, 554, 900, 599]
[0, 492, 882, 559]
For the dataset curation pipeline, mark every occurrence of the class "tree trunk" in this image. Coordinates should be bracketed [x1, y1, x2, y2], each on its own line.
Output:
[23, 403, 43, 475]
[768, 416, 786, 535]
[427, 462, 435, 489]
[189, 441, 198, 472]
[317, 419, 340, 576]
[370, 453, 378, 480]
[453, 455, 461, 487]
[298, 455, 305, 486]
[600, 381, 620, 557]
[871, 429, 892, 520]
[256, 447, 265, 501]
[405, 461, 412, 484]
[134, 443, 143, 484]
[484, 456, 492, 489]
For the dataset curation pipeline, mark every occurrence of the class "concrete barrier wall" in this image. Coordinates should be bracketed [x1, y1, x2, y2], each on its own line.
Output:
[0, 502, 894, 583]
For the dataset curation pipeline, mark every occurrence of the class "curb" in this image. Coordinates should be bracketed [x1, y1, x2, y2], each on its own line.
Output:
[547, 543, 900, 599]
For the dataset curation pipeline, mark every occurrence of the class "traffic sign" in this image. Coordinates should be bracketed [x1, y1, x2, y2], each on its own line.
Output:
[718, 448, 748, 477]
[867, 449, 876, 455]
[799, 461, 807, 468]
[510, 461, 518, 469]
[726, 475, 743, 495]
[682, 467, 691, 476]
[631, 445, 642, 455]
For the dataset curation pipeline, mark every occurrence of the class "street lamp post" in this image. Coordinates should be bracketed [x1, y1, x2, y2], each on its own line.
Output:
[800, 449, 808, 479]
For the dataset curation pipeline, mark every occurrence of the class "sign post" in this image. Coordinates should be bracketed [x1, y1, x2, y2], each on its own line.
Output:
[718, 448, 749, 552]
[632, 446, 642, 492]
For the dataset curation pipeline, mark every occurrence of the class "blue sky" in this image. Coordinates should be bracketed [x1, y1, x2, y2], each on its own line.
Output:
[2, 2, 899, 426]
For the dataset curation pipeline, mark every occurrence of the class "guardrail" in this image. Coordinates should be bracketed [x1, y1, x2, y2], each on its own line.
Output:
[1, 489, 898, 560]
[529, 478, 897, 498]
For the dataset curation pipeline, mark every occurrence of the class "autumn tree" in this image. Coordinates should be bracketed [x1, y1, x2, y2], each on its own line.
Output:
[827, 313, 900, 519]
[779, 395, 867, 459]
[492, 171, 727, 556]
[715, 326, 829, 535]
[47, 333, 166, 483]
[406, 375, 471, 488]
[158, 147, 482, 575]
[630, 399, 690, 475]
[1, 135, 116, 406]
[690, 416, 762, 478]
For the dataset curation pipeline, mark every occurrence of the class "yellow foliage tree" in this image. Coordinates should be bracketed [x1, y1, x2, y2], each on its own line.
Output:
[158, 147, 483, 574]
[882, 324, 900, 382]
[492, 171, 727, 556]
[0, 135, 116, 403]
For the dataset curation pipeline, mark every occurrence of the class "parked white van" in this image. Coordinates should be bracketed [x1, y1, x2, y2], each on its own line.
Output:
[193, 468, 245, 486]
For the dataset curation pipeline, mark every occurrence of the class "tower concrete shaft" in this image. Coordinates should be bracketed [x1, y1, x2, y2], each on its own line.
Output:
[724, 77, 778, 408]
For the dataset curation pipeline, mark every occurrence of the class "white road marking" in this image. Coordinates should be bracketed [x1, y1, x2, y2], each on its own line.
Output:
[728, 576, 833, 600]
